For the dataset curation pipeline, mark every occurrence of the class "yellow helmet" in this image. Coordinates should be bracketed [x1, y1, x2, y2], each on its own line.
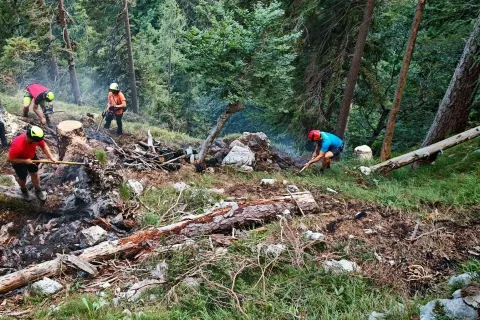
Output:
[27, 126, 44, 142]
[109, 83, 119, 91]
[45, 91, 54, 102]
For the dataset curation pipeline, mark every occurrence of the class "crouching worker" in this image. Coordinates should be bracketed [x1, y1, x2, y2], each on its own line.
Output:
[23, 83, 55, 125]
[7, 126, 57, 201]
[303, 130, 343, 174]
[103, 83, 127, 135]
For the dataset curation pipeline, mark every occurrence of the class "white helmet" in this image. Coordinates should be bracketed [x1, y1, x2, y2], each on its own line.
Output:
[109, 83, 119, 91]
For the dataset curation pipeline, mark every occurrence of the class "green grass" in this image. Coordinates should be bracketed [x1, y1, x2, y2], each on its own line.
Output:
[93, 150, 108, 165]
[119, 182, 134, 201]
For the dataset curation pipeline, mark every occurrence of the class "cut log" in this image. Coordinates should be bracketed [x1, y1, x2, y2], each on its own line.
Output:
[369, 126, 480, 174]
[0, 192, 318, 294]
[56, 120, 91, 161]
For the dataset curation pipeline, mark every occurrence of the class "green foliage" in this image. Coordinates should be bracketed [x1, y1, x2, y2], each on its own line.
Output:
[184, 1, 300, 108]
[93, 150, 108, 165]
[0, 37, 40, 84]
[119, 182, 134, 201]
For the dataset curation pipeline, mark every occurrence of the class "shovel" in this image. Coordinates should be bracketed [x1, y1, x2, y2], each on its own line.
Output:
[32, 159, 89, 166]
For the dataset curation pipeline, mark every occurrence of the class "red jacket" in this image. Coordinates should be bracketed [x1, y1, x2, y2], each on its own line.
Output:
[26, 83, 49, 99]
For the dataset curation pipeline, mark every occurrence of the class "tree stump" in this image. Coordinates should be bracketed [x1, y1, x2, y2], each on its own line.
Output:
[56, 120, 90, 161]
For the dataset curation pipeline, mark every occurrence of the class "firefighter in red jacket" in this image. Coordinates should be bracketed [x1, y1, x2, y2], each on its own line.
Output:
[23, 83, 55, 125]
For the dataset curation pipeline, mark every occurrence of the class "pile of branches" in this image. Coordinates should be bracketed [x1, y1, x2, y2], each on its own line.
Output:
[110, 138, 187, 172]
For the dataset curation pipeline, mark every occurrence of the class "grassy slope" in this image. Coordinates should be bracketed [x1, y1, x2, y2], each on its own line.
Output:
[1, 96, 479, 319]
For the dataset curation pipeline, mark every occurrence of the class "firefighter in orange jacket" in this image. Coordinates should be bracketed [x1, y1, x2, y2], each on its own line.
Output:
[103, 83, 127, 135]
[23, 83, 55, 125]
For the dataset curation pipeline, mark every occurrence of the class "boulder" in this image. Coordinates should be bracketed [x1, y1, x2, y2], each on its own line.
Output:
[354, 145, 373, 160]
[229, 140, 247, 149]
[222, 146, 255, 167]
[448, 272, 478, 287]
[32, 277, 63, 295]
[81, 226, 108, 246]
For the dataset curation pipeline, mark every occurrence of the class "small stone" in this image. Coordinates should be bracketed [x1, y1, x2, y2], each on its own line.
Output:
[326, 187, 338, 194]
[149, 294, 158, 301]
[81, 226, 108, 246]
[238, 165, 254, 172]
[360, 166, 371, 175]
[151, 261, 168, 280]
[112, 297, 120, 307]
[324, 259, 360, 273]
[101, 282, 111, 289]
[173, 182, 189, 193]
[32, 277, 63, 295]
[388, 260, 395, 266]
[368, 311, 386, 320]
[262, 244, 287, 257]
[120, 279, 163, 302]
[127, 180, 143, 196]
[282, 180, 289, 185]
[348, 235, 355, 239]
[286, 185, 300, 192]
[260, 179, 277, 186]
[303, 230, 326, 241]
[420, 298, 477, 320]
[448, 272, 478, 288]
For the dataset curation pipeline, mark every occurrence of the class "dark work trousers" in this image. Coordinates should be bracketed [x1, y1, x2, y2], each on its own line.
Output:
[104, 113, 123, 135]
[0, 121, 7, 147]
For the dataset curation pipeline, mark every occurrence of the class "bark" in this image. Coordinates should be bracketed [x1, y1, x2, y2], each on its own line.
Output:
[58, 0, 82, 105]
[123, 0, 139, 114]
[335, 0, 375, 139]
[197, 102, 244, 164]
[381, 0, 426, 160]
[421, 14, 480, 148]
[0, 192, 318, 294]
[369, 125, 480, 174]
[56, 120, 90, 161]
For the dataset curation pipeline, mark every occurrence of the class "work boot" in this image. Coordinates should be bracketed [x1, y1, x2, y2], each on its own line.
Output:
[34, 186, 46, 201]
[20, 187, 32, 202]
[22, 107, 29, 117]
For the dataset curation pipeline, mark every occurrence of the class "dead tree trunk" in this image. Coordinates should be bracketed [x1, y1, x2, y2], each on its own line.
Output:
[0, 192, 318, 294]
[123, 0, 139, 114]
[369, 126, 480, 174]
[421, 14, 480, 149]
[335, 0, 375, 139]
[58, 0, 82, 105]
[381, 0, 426, 160]
[197, 102, 244, 164]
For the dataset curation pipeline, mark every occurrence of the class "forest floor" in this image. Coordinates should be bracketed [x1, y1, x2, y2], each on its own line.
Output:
[0, 95, 479, 319]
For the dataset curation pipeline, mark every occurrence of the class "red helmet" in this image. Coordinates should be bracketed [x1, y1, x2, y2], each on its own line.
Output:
[308, 130, 321, 141]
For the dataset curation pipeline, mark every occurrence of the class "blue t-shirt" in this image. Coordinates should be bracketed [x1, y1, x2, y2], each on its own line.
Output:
[319, 132, 343, 152]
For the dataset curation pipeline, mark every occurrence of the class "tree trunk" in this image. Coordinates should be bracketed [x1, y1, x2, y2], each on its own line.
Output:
[123, 0, 139, 114]
[0, 192, 318, 294]
[368, 125, 480, 174]
[421, 14, 480, 148]
[58, 0, 82, 105]
[197, 102, 244, 164]
[367, 106, 391, 146]
[335, 0, 375, 139]
[380, 0, 426, 160]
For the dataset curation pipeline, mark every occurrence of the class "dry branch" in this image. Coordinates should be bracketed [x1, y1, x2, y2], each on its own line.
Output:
[0, 192, 318, 294]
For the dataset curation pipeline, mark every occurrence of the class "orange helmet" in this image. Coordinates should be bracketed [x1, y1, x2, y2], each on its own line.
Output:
[308, 130, 321, 141]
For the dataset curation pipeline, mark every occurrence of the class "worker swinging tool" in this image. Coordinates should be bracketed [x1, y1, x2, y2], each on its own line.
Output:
[300, 130, 344, 174]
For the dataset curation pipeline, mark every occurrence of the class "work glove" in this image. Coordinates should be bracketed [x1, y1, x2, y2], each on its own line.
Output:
[108, 105, 116, 112]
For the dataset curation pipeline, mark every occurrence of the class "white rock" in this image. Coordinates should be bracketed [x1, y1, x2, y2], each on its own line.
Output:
[360, 166, 372, 175]
[262, 244, 287, 257]
[452, 289, 462, 299]
[127, 180, 143, 196]
[149, 294, 158, 301]
[183, 277, 201, 288]
[120, 279, 162, 301]
[463, 294, 480, 309]
[364, 229, 375, 235]
[326, 187, 338, 194]
[81, 226, 108, 246]
[448, 272, 478, 287]
[229, 140, 247, 149]
[282, 180, 289, 185]
[354, 145, 373, 160]
[32, 277, 63, 295]
[420, 298, 477, 320]
[324, 259, 360, 273]
[238, 165, 254, 172]
[304, 231, 326, 241]
[286, 185, 300, 192]
[368, 311, 386, 320]
[101, 282, 111, 289]
[222, 146, 255, 167]
[260, 179, 277, 186]
[348, 235, 355, 239]
[151, 261, 168, 280]
[173, 182, 189, 193]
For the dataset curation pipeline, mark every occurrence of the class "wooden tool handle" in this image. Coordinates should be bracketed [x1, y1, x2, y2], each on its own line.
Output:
[31, 160, 86, 165]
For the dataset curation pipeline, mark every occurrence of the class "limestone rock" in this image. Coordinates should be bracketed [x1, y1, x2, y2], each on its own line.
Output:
[222, 146, 255, 167]
[32, 277, 63, 295]
[448, 272, 478, 287]
[324, 259, 360, 273]
[127, 180, 143, 196]
[81, 226, 108, 246]
[354, 145, 373, 160]
[420, 298, 477, 320]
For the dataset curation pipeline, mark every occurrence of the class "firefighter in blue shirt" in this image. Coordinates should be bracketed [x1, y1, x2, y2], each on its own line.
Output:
[303, 130, 344, 173]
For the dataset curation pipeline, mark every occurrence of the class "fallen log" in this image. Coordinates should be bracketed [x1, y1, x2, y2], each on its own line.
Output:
[369, 126, 480, 174]
[0, 192, 318, 294]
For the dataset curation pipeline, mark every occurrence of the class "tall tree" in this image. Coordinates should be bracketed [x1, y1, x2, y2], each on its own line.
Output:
[58, 0, 82, 105]
[421, 14, 480, 147]
[380, 0, 426, 160]
[335, 0, 375, 139]
[123, 0, 139, 114]
[184, 2, 299, 164]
